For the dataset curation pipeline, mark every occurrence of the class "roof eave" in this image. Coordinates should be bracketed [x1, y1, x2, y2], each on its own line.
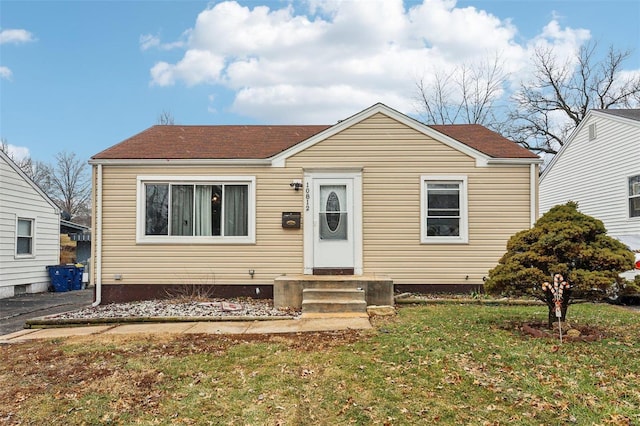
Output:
[485, 157, 543, 165]
[61, 219, 90, 232]
[594, 109, 640, 123]
[88, 158, 273, 166]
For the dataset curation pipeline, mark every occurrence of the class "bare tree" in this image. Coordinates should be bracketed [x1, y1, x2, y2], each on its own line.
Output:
[29, 160, 55, 195]
[415, 55, 508, 129]
[2, 141, 90, 223]
[506, 42, 640, 155]
[47, 152, 91, 221]
[417, 71, 458, 124]
[157, 109, 175, 125]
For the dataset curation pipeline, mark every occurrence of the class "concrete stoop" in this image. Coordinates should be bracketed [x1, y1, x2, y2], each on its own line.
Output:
[274, 274, 394, 314]
[301, 287, 367, 316]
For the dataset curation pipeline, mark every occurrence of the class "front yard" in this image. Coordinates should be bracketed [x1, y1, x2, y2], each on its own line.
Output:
[1, 303, 638, 425]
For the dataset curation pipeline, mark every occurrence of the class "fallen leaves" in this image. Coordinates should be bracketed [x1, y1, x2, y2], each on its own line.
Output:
[1, 303, 638, 425]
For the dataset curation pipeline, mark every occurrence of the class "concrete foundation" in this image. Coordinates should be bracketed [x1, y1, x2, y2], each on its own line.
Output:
[0, 286, 13, 299]
[0, 281, 49, 299]
[273, 274, 394, 309]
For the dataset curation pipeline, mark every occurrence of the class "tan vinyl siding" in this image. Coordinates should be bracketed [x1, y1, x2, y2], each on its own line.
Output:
[287, 114, 532, 285]
[98, 165, 306, 285]
[96, 113, 533, 287]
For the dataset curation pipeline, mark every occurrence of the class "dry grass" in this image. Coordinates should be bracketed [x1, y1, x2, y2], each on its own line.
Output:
[1, 303, 638, 425]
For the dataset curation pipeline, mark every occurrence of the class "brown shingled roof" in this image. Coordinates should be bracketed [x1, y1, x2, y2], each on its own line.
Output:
[429, 124, 539, 159]
[92, 120, 537, 161]
[92, 125, 332, 160]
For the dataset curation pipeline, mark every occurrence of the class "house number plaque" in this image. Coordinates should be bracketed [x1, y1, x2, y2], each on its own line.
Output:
[305, 182, 310, 212]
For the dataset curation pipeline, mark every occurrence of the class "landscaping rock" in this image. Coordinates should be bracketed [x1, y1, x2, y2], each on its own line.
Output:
[566, 328, 581, 337]
[367, 305, 396, 317]
[552, 321, 569, 331]
[43, 298, 299, 320]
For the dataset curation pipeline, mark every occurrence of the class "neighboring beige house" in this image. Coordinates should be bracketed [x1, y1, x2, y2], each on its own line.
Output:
[89, 103, 541, 304]
[0, 150, 60, 298]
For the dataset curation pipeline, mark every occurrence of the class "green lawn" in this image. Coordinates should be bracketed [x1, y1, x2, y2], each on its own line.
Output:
[1, 303, 638, 425]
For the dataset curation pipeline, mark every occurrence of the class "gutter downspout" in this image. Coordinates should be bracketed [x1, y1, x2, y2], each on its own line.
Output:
[92, 164, 102, 307]
[530, 163, 537, 227]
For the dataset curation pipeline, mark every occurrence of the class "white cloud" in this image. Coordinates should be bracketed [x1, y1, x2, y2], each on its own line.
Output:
[0, 66, 12, 80]
[140, 33, 187, 51]
[5, 144, 30, 161]
[140, 34, 161, 50]
[148, 0, 596, 123]
[0, 28, 35, 44]
[504, 18, 592, 90]
[1, 28, 35, 80]
[529, 19, 590, 60]
[232, 84, 408, 123]
[151, 49, 226, 86]
[408, 0, 517, 59]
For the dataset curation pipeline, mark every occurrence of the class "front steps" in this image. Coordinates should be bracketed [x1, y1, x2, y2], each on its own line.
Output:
[273, 275, 393, 316]
[301, 287, 367, 316]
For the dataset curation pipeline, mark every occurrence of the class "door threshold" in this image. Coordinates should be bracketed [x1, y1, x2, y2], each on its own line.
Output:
[312, 268, 355, 275]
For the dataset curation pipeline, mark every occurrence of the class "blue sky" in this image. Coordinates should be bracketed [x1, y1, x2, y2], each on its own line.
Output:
[1, 0, 639, 164]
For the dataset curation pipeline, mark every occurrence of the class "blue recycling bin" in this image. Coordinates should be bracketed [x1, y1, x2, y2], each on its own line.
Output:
[47, 265, 76, 292]
[71, 266, 84, 290]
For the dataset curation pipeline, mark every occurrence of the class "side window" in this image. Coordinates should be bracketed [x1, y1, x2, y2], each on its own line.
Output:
[421, 176, 468, 243]
[630, 175, 640, 218]
[16, 218, 34, 256]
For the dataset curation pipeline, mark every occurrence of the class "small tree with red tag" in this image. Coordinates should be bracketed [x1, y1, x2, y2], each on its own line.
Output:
[485, 202, 636, 328]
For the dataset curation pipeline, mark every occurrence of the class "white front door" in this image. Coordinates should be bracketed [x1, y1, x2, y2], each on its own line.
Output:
[304, 172, 362, 274]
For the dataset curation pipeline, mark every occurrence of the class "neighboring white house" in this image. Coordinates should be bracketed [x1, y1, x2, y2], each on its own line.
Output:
[0, 150, 60, 298]
[539, 109, 640, 252]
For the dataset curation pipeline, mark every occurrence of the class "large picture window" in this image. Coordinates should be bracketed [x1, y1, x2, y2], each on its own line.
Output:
[630, 175, 640, 218]
[16, 218, 34, 256]
[139, 176, 255, 243]
[421, 176, 468, 243]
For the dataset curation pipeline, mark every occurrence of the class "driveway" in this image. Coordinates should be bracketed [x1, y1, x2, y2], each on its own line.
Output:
[0, 289, 94, 335]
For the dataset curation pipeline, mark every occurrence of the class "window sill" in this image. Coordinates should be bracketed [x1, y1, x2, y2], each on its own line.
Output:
[136, 236, 256, 245]
[421, 237, 469, 244]
[14, 254, 36, 259]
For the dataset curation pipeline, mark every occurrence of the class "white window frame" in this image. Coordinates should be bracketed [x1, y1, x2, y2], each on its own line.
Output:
[629, 174, 640, 219]
[588, 123, 597, 140]
[136, 176, 256, 244]
[16, 217, 35, 258]
[420, 175, 468, 244]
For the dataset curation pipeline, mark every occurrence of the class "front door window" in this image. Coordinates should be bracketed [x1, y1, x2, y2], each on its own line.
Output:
[319, 185, 347, 240]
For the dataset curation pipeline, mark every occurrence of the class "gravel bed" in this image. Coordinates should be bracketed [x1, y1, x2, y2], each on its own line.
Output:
[47, 298, 300, 320]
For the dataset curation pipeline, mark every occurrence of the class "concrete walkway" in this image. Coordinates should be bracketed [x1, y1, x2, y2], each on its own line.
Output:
[0, 315, 373, 343]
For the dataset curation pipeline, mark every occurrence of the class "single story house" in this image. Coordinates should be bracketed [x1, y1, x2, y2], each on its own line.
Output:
[0, 150, 60, 298]
[540, 109, 640, 251]
[89, 103, 541, 306]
